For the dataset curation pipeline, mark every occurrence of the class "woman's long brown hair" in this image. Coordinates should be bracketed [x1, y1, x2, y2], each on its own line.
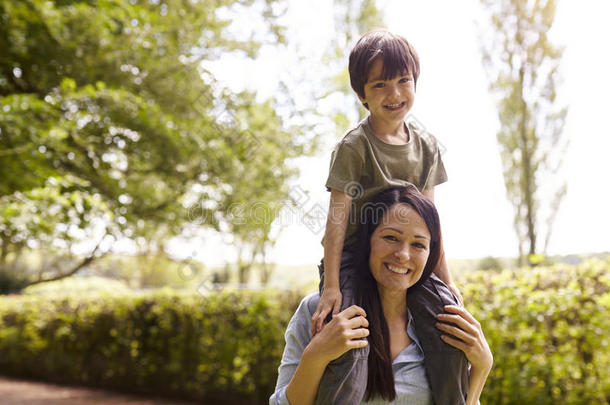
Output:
[352, 185, 443, 401]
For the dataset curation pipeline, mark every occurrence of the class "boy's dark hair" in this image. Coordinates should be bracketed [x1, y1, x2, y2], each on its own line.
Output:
[348, 29, 420, 109]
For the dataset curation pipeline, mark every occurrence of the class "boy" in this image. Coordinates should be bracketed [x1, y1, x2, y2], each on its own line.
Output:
[311, 29, 468, 404]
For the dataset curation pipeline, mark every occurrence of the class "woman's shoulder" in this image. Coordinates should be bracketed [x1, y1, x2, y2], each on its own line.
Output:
[283, 293, 320, 344]
[298, 292, 321, 318]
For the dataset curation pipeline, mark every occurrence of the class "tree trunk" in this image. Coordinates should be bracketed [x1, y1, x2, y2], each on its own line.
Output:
[0, 235, 8, 267]
[519, 66, 537, 264]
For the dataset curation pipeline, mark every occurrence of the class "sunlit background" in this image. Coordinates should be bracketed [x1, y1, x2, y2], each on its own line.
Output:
[177, 0, 610, 269]
[1, 1, 609, 404]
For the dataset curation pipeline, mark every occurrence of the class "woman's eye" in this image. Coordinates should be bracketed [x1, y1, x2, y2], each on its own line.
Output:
[383, 235, 398, 241]
[413, 243, 427, 250]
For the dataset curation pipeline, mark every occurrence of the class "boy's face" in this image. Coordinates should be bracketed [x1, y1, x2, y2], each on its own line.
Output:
[358, 58, 415, 127]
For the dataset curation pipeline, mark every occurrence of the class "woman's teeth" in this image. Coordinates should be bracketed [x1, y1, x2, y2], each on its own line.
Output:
[386, 263, 410, 274]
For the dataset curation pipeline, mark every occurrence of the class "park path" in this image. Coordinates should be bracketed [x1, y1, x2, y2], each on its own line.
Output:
[0, 376, 202, 405]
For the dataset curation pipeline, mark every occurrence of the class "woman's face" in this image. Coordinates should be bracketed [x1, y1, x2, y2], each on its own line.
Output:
[369, 203, 431, 294]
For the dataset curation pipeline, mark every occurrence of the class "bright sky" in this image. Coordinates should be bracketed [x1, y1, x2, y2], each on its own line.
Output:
[177, 0, 610, 267]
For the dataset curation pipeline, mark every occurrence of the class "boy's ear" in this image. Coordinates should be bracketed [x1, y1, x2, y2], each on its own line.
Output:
[357, 92, 366, 105]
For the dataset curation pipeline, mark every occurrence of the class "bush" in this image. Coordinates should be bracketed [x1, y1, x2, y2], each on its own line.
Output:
[0, 288, 302, 404]
[462, 259, 610, 405]
[0, 269, 29, 294]
[0, 260, 609, 404]
[476, 256, 504, 271]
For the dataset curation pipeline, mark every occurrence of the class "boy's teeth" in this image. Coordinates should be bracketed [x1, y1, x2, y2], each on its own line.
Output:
[386, 103, 402, 108]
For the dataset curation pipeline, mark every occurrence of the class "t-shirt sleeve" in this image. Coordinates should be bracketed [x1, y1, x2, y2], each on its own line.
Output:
[421, 136, 448, 190]
[325, 141, 364, 195]
[269, 293, 318, 405]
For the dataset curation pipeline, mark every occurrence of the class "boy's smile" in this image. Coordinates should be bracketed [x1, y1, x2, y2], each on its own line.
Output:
[358, 58, 415, 142]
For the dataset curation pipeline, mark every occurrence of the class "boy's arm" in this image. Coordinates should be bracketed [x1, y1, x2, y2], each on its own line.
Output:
[311, 189, 352, 336]
[422, 188, 464, 305]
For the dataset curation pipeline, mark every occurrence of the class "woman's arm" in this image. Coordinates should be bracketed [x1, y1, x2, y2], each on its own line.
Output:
[270, 295, 315, 405]
[284, 346, 333, 405]
[271, 295, 369, 405]
[435, 305, 493, 405]
[287, 305, 369, 405]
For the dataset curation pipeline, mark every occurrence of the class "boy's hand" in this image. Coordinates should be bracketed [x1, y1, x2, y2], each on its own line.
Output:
[447, 281, 464, 306]
[311, 287, 342, 337]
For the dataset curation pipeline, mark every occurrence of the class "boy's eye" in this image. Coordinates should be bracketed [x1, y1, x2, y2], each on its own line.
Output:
[373, 82, 385, 88]
[399, 77, 410, 83]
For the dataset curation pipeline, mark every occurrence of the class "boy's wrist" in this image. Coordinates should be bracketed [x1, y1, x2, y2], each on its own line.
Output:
[322, 264, 341, 290]
[323, 281, 340, 290]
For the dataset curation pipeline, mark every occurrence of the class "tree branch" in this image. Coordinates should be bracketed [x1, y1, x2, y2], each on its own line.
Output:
[27, 232, 109, 286]
[0, 144, 33, 157]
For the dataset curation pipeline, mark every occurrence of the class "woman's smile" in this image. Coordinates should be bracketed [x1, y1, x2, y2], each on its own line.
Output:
[384, 262, 411, 275]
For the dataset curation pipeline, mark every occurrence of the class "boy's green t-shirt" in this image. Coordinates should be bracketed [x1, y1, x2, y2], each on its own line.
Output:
[325, 116, 448, 247]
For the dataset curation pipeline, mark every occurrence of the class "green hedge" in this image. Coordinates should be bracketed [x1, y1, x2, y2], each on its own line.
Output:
[0, 260, 609, 404]
[0, 289, 302, 404]
[462, 259, 610, 405]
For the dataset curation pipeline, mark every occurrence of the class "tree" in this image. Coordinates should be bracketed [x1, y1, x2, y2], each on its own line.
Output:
[0, 0, 305, 291]
[477, 256, 503, 272]
[479, 0, 568, 266]
[220, 0, 386, 285]
[321, 0, 384, 128]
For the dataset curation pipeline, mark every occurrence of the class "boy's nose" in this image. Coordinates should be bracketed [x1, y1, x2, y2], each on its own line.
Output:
[386, 86, 401, 100]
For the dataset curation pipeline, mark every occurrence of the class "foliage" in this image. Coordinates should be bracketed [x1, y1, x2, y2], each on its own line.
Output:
[479, 0, 569, 265]
[0, 288, 303, 404]
[0, 0, 308, 287]
[323, 0, 385, 128]
[1, 260, 609, 404]
[462, 260, 610, 404]
[476, 255, 503, 271]
[0, 268, 29, 294]
[209, 0, 387, 284]
[0, 0, 390, 290]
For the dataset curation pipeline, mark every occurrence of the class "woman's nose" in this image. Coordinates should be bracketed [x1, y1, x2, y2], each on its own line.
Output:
[393, 245, 410, 261]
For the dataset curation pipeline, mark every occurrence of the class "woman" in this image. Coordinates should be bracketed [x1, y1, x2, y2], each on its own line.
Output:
[270, 186, 493, 404]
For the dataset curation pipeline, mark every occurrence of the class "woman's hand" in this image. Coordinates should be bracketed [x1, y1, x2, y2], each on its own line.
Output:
[305, 305, 369, 365]
[435, 305, 493, 374]
[285, 305, 368, 405]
